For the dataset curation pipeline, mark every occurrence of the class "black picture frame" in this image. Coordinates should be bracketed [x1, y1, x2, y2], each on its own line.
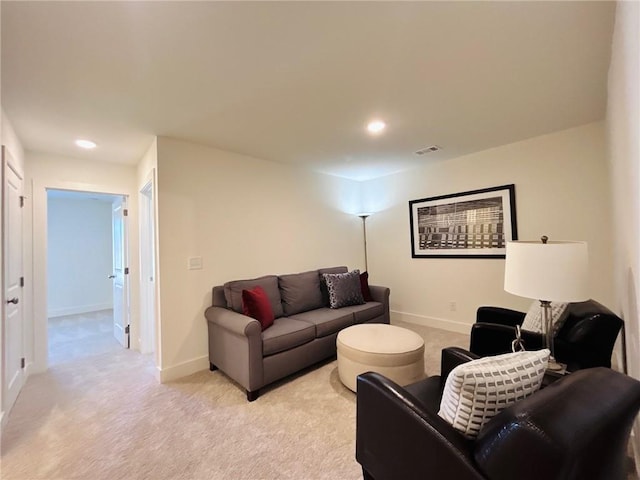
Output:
[409, 184, 517, 259]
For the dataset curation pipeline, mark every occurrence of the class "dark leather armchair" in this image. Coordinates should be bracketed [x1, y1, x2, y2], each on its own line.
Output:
[469, 299, 623, 371]
[356, 347, 640, 480]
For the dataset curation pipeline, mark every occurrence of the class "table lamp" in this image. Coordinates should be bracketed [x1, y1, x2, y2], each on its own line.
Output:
[504, 236, 589, 370]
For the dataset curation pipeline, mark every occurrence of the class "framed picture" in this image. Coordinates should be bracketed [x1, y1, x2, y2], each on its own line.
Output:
[409, 184, 517, 258]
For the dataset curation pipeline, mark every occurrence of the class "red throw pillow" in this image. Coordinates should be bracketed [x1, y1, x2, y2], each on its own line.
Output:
[242, 286, 275, 330]
[360, 271, 373, 302]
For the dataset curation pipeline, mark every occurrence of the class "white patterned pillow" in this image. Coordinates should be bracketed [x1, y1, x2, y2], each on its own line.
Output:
[521, 301, 570, 335]
[438, 349, 549, 438]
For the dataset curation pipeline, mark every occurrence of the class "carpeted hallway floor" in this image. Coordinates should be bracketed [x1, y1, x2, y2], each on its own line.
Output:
[1, 313, 637, 479]
[1, 313, 468, 480]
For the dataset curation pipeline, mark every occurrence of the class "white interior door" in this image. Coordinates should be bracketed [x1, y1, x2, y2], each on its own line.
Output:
[111, 197, 129, 348]
[3, 146, 25, 414]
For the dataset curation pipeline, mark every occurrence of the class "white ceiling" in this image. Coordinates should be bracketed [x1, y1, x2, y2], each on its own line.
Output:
[1, 1, 615, 181]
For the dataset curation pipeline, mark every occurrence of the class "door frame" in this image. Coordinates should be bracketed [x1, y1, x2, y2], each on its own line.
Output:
[139, 170, 158, 356]
[32, 180, 134, 373]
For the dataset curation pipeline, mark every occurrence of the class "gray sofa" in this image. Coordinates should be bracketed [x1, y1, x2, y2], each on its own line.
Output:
[205, 266, 390, 401]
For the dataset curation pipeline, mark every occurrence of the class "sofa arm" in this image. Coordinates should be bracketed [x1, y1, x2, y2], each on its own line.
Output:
[369, 284, 389, 303]
[470, 323, 544, 357]
[205, 306, 262, 337]
[356, 372, 484, 480]
[205, 306, 264, 393]
[369, 285, 391, 323]
[476, 306, 525, 327]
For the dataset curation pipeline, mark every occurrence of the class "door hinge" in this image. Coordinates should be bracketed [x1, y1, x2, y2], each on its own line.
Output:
[123, 208, 128, 217]
[124, 267, 129, 275]
[125, 325, 130, 335]
[21, 358, 25, 369]
[20, 277, 24, 287]
[19, 195, 26, 207]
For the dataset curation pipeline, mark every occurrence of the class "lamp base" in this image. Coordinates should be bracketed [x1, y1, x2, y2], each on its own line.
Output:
[547, 357, 566, 372]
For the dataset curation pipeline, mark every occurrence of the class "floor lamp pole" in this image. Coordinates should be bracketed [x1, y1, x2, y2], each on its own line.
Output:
[359, 214, 370, 272]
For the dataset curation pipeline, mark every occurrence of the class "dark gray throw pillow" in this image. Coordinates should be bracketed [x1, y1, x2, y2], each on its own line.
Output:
[322, 270, 365, 309]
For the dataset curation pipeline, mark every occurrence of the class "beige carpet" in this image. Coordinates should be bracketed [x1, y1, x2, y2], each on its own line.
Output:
[47, 310, 118, 365]
[1, 315, 636, 479]
[1, 315, 467, 480]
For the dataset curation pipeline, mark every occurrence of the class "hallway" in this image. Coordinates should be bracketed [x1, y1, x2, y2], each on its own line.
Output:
[48, 310, 119, 365]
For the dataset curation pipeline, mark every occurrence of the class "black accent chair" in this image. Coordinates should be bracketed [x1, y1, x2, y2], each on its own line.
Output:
[469, 300, 623, 372]
[356, 347, 640, 480]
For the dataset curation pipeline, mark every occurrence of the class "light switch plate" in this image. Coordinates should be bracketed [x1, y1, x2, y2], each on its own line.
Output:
[188, 256, 203, 270]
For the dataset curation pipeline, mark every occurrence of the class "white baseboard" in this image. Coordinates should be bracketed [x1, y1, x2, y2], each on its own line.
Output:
[24, 359, 35, 377]
[48, 303, 113, 318]
[391, 310, 471, 335]
[156, 355, 209, 383]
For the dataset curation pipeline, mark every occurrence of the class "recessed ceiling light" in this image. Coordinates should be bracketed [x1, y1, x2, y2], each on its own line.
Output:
[75, 139, 97, 149]
[366, 120, 386, 134]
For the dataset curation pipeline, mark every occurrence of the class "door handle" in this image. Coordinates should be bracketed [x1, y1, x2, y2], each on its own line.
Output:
[108, 275, 116, 279]
[6, 297, 18, 305]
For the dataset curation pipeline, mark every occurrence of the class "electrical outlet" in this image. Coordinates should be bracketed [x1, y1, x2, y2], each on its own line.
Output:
[449, 301, 457, 312]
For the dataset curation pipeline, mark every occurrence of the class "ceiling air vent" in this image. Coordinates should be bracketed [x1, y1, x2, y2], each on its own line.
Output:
[415, 145, 441, 155]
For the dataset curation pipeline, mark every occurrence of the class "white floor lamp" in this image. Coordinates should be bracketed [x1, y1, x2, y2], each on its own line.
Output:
[358, 213, 371, 272]
[504, 236, 589, 370]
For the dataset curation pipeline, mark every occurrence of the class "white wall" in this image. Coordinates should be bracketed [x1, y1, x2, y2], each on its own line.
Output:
[24, 152, 139, 372]
[155, 137, 363, 381]
[606, 0, 640, 459]
[47, 196, 113, 317]
[362, 122, 613, 332]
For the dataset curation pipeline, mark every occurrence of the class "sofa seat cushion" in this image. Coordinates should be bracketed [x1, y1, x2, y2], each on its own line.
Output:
[290, 308, 355, 338]
[278, 270, 324, 316]
[262, 317, 316, 357]
[339, 302, 384, 323]
[224, 275, 284, 318]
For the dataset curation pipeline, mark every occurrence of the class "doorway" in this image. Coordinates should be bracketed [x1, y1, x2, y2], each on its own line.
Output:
[46, 189, 130, 365]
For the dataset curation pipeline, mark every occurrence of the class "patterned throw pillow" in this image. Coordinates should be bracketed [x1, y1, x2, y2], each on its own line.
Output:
[322, 270, 366, 309]
[521, 301, 570, 335]
[438, 349, 549, 438]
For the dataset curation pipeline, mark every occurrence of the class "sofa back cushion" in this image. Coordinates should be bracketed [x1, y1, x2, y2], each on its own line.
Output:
[224, 275, 284, 318]
[278, 270, 324, 316]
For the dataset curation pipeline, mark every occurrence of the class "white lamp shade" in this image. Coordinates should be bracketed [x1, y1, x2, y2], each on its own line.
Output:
[504, 240, 589, 302]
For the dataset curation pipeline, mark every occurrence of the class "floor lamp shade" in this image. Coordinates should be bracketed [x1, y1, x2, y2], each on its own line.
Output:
[504, 241, 589, 302]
